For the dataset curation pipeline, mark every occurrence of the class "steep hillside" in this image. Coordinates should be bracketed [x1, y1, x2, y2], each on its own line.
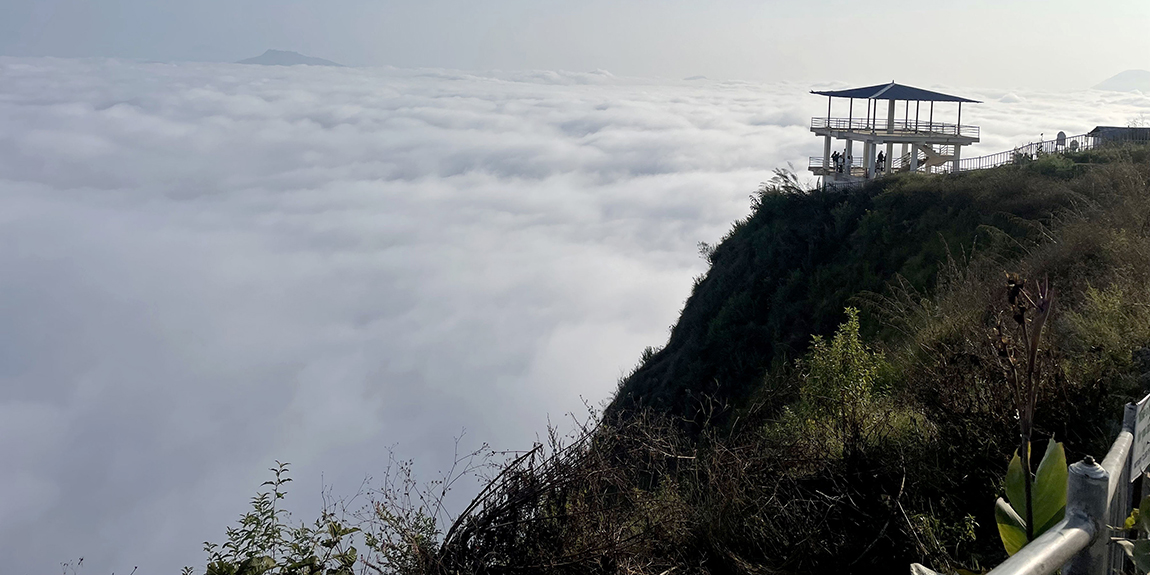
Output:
[198, 148, 1150, 575]
[609, 155, 1128, 425]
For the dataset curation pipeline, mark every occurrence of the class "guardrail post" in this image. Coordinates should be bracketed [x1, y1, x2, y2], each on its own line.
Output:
[1063, 456, 1110, 575]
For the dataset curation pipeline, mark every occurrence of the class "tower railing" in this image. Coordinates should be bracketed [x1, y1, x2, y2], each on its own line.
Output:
[811, 117, 980, 138]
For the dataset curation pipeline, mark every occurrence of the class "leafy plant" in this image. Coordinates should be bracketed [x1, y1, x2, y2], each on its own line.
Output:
[991, 274, 1054, 549]
[798, 307, 897, 454]
[994, 440, 1067, 555]
[199, 462, 361, 575]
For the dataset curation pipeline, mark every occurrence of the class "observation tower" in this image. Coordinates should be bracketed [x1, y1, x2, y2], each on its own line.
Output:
[808, 82, 981, 184]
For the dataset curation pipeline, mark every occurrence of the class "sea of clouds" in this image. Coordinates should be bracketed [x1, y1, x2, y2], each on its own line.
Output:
[1, 57, 1148, 574]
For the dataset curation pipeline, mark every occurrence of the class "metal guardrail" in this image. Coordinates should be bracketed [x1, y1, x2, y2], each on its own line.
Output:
[811, 117, 980, 138]
[917, 404, 1138, 575]
[958, 133, 1096, 172]
[808, 156, 867, 177]
[958, 132, 1150, 172]
[812, 145, 953, 176]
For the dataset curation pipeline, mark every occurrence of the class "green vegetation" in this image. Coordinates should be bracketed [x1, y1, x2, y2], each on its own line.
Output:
[195, 462, 361, 575]
[608, 160, 1088, 426]
[192, 145, 1150, 574]
[995, 440, 1067, 556]
[986, 273, 1064, 556]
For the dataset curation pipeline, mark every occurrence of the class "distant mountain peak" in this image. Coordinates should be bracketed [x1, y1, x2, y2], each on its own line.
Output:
[1094, 70, 1150, 92]
[237, 50, 343, 67]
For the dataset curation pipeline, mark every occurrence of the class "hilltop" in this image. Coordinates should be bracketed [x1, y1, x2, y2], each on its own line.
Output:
[1094, 69, 1150, 92]
[609, 162, 1076, 423]
[237, 49, 343, 67]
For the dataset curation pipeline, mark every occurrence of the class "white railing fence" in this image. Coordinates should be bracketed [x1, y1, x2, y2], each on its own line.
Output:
[955, 131, 1150, 174]
[811, 117, 981, 139]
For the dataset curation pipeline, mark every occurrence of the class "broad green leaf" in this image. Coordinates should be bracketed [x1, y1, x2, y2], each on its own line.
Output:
[1034, 506, 1066, 536]
[1133, 539, 1150, 573]
[1006, 445, 1030, 523]
[1140, 495, 1150, 535]
[1032, 440, 1067, 536]
[995, 497, 1028, 556]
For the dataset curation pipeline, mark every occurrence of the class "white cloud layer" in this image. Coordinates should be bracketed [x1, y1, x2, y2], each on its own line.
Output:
[1, 58, 1148, 574]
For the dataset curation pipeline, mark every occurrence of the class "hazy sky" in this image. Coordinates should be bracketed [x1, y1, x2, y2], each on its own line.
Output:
[2, 0, 1148, 89]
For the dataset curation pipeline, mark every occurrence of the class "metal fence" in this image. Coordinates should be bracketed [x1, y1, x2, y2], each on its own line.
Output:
[956, 131, 1150, 173]
[808, 156, 867, 177]
[956, 133, 1099, 172]
[916, 403, 1141, 575]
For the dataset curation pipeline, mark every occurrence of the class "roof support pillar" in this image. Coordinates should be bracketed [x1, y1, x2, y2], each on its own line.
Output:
[864, 140, 873, 178]
[823, 134, 831, 172]
[884, 99, 895, 177]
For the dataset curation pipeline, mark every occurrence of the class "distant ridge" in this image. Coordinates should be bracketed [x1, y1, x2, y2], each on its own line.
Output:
[237, 50, 343, 67]
[1094, 69, 1150, 92]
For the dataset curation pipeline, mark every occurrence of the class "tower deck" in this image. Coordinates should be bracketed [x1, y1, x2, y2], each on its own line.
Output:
[808, 82, 981, 183]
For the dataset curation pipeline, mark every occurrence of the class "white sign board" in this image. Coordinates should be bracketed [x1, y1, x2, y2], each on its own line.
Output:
[1131, 393, 1150, 481]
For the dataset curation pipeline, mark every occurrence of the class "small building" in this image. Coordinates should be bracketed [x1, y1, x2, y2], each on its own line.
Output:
[1087, 126, 1150, 146]
[808, 82, 981, 184]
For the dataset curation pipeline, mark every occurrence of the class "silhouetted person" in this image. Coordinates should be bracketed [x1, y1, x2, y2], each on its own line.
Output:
[877, 151, 886, 173]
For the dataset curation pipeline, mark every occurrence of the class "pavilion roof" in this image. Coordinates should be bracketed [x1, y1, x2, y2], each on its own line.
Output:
[811, 82, 980, 103]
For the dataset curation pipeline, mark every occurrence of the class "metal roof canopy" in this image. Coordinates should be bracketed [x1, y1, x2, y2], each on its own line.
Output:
[811, 82, 980, 103]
